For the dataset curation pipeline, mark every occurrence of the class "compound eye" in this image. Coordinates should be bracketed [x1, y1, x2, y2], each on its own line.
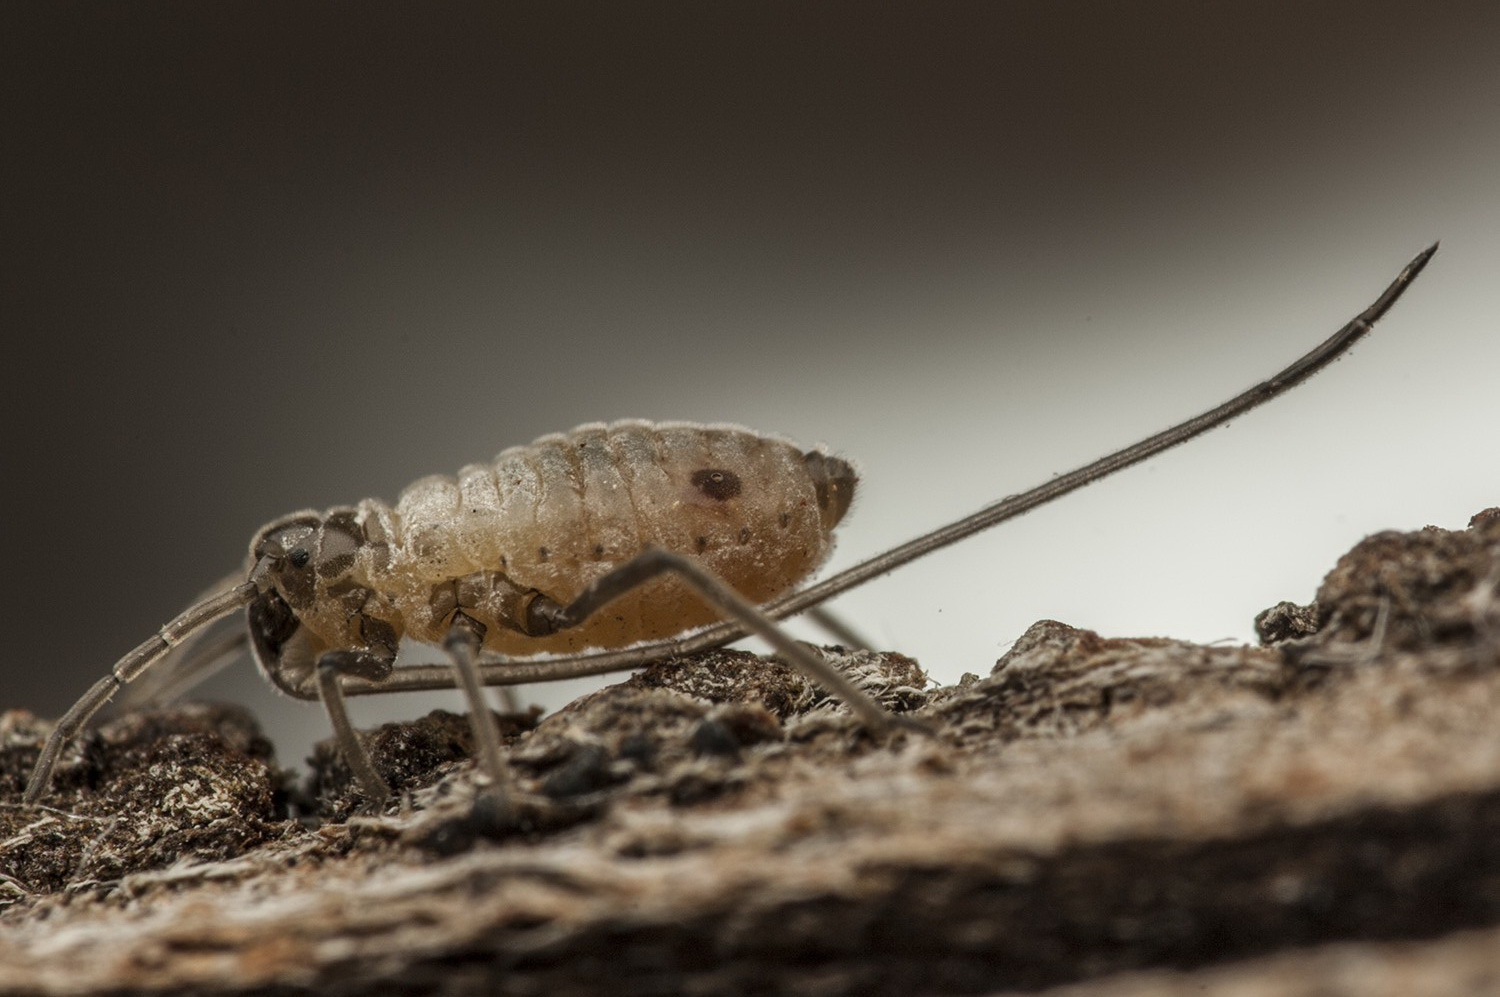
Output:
[289, 547, 312, 569]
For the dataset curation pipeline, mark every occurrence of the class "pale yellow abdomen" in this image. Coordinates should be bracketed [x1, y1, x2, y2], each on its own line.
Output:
[379, 420, 842, 654]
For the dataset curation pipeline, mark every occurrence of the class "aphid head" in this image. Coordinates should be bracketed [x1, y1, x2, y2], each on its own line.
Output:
[248, 513, 320, 608]
[803, 450, 858, 529]
[247, 508, 364, 609]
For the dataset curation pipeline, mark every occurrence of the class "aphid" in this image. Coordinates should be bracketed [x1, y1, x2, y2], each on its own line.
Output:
[24, 245, 1437, 811]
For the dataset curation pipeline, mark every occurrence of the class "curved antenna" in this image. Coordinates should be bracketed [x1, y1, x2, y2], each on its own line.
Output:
[326, 243, 1438, 698]
[23, 582, 257, 804]
[111, 625, 251, 711]
[109, 572, 253, 710]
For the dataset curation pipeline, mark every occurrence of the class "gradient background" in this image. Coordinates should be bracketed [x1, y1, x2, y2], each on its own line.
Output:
[5, 3, 1497, 768]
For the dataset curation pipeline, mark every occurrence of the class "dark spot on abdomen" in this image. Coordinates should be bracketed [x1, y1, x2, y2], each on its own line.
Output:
[691, 468, 742, 501]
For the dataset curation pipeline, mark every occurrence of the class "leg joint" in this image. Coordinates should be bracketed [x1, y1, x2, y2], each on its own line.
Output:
[317, 648, 395, 683]
[444, 609, 486, 653]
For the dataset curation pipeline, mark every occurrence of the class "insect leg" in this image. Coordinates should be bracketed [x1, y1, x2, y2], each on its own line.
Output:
[490, 686, 522, 714]
[805, 606, 876, 651]
[246, 583, 402, 804]
[314, 646, 396, 804]
[112, 625, 250, 712]
[23, 582, 257, 806]
[442, 612, 514, 815]
[527, 549, 929, 735]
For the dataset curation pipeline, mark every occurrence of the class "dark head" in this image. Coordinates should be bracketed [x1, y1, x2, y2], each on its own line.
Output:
[803, 450, 858, 529]
[247, 508, 364, 609]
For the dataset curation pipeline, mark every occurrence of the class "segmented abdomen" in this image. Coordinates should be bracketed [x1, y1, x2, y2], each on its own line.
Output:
[383, 420, 838, 653]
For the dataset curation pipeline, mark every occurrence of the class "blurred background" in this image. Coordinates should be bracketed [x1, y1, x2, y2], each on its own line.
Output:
[3, 2, 1496, 769]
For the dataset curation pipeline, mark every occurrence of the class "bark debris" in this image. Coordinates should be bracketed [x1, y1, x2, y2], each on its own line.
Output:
[3, 509, 1499, 996]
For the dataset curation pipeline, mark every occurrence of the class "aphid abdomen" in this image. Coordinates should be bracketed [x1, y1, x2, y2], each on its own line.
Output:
[641, 424, 827, 604]
[373, 420, 852, 653]
[572, 423, 648, 624]
[438, 420, 845, 655]
[451, 461, 508, 572]
[701, 426, 833, 597]
[511, 428, 591, 596]
[394, 474, 474, 580]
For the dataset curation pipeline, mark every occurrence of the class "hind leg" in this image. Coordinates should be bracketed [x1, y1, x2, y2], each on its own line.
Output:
[523, 548, 928, 735]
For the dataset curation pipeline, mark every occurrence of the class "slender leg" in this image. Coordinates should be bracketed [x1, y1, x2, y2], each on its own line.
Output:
[443, 612, 514, 818]
[490, 686, 522, 714]
[315, 648, 395, 804]
[805, 606, 876, 651]
[529, 548, 929, 735]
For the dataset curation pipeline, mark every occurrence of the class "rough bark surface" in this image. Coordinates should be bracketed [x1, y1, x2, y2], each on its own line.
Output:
[2, 509, 1499, 996]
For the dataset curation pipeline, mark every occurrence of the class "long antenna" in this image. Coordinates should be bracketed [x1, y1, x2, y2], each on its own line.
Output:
[23, 582, 257, 803]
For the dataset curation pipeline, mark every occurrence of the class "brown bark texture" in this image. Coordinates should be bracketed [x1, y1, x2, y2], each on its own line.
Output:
[3, 509, 1499, 996]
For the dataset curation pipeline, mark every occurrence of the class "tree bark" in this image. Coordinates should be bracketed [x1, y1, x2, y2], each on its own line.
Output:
[3, 509, 1499, 996]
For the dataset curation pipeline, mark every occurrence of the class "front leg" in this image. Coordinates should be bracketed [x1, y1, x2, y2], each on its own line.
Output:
[315, 645, 397, 804]
[248, 589, 399, 805]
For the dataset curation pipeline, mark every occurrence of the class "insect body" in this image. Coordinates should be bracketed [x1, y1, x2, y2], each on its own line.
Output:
[248, 421, 852, 693]
[23, 244, 1439, 811]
